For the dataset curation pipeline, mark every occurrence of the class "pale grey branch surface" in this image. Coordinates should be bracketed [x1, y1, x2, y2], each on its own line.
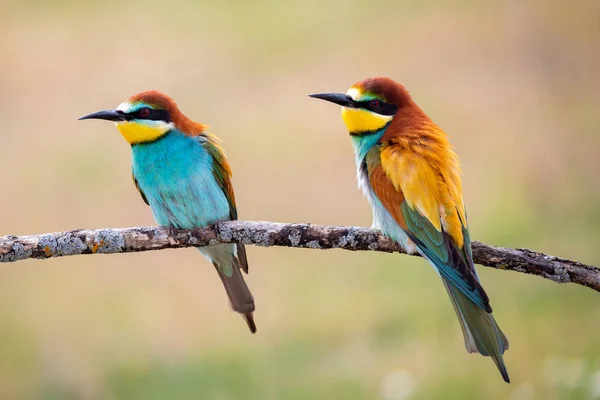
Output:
[1, 221, 598, 292]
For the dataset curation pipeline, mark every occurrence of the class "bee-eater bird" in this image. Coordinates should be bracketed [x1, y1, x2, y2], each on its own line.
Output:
[310, 77, 509, 382]
[79, 91, 256, 333]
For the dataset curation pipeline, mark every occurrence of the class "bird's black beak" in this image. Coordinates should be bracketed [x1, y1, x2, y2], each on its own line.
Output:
[309, 93, 356, 107]
[78, 109, 127, 122]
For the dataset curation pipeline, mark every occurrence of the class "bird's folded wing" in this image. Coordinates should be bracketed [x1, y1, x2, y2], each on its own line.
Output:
[202, 134, 249, 273]
[132, 172, 149, 206]
[370, 144, 491, 311]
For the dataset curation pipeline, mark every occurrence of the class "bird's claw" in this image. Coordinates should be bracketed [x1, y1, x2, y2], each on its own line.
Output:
[167, 226, 179, 244]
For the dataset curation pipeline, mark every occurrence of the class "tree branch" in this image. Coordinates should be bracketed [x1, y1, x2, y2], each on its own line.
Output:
[0, 220, 598, 292]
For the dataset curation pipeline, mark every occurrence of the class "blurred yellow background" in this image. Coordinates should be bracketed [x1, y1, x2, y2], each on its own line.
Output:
[1, 0, 599, 398]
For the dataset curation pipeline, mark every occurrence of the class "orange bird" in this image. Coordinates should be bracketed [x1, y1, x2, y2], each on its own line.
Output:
[310, 77, 509, 382]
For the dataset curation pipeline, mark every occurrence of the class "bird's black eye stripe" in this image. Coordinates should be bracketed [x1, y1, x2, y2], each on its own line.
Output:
[357, 100, 398, 116]
[130, 109, 171, 123]
[146, 109, 171, 122]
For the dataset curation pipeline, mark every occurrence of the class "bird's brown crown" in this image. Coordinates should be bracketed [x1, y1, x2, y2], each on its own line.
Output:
[127, 90, 208, 135]
[351, 77, 413, 107]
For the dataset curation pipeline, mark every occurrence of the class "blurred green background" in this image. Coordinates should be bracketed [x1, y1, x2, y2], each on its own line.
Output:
[1, 0, 599, 398]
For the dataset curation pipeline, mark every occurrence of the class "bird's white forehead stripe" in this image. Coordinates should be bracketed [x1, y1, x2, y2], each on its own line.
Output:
[346, 87, 362, 101]
[116, 102, 131, 112]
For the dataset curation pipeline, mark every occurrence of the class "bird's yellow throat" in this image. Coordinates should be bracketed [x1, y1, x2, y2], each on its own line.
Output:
[116, 121, 172, 145]
[341, 107, 392, 134]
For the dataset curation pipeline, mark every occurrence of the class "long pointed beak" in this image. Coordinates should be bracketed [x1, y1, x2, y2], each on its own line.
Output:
[309, 93, 356, 107]
[78, 109, 127, 122]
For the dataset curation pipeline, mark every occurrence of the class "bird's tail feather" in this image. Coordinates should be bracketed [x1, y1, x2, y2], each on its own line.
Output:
[213, 257, 256, 333]
[200, 245, 256, 333]
[442, 277, 510, 383]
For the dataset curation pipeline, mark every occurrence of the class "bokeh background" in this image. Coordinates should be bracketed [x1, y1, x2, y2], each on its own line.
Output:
[1, 0, 599, 398]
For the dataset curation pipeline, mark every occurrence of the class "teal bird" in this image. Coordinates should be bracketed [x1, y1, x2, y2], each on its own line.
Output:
[80, 91, 256, 333]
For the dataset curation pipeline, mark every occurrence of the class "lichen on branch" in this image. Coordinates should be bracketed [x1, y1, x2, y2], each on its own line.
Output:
[0, 221, 598, 292]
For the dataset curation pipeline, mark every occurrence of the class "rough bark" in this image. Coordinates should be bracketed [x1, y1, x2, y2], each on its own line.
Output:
[0, 220, 598, 292]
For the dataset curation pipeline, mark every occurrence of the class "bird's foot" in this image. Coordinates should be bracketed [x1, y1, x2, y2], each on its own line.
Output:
[167, 226, 180, 244]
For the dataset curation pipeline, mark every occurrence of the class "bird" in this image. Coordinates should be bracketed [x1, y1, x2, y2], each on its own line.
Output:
[79, 91, 256, 333]
[309, 77, 509, 382]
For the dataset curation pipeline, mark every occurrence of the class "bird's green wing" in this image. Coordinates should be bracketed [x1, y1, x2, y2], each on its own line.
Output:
[203, 135, 238, 219]
[132, 172, 149, 205]
[203, 134, 248, 273]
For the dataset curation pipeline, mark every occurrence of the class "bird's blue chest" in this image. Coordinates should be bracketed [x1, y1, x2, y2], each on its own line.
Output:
[131, 131, 230, 228]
